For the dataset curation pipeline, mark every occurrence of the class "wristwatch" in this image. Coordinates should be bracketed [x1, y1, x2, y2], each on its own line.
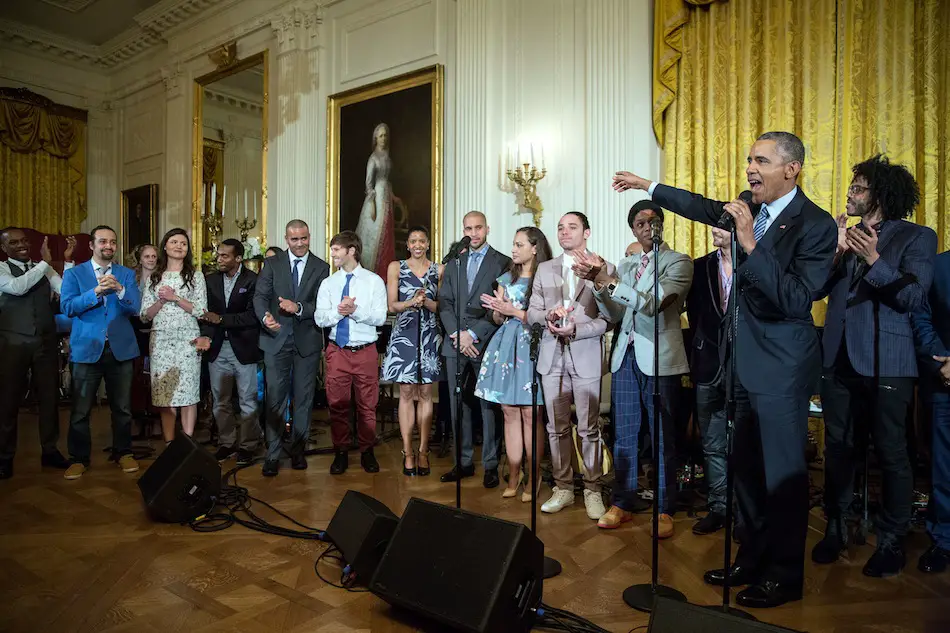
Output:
[606, 278, 619, 296]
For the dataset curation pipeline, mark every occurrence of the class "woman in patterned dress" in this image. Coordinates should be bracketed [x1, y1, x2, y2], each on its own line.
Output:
[140, 229, 209, 443]
[381, 226, 443, 476]
[476, 227, 552, 500]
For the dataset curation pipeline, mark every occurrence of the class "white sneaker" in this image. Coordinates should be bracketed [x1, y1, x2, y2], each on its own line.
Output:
[541, 486, 575, 513]
[584, 489, 606, 520]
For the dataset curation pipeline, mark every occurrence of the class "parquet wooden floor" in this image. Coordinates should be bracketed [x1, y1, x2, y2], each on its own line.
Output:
[1, 408, 949, 633]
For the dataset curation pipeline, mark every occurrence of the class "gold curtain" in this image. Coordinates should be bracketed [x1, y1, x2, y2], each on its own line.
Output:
[0, 89, 87, 233]
[655, 0, 950, 261]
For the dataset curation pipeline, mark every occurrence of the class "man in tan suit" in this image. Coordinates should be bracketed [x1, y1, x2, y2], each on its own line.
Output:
[527, 212, 612, 520]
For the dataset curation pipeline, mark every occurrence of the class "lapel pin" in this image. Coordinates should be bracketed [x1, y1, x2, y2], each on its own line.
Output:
[779, 224, 787, 230]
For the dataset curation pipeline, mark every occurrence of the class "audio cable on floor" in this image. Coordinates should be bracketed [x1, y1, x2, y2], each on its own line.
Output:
[533, 603, 614, 633]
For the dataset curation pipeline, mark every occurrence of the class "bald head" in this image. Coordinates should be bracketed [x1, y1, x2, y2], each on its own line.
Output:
[462, 211, 489, 250]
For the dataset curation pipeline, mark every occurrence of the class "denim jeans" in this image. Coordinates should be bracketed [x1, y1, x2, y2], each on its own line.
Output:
[68, 346, 134, 465]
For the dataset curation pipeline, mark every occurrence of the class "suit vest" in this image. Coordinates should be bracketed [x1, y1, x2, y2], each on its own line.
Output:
[0, 261, 56, 337]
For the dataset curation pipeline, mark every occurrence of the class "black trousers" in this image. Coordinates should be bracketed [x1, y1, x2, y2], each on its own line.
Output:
[732, 381, 811, 589]
[821, 345, 915, 538]
[0, 332, 61, 462]
[263, 339, 319, 461]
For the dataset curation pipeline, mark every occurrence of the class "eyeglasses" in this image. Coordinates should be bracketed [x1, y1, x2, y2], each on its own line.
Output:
[848, 184, 870, 195]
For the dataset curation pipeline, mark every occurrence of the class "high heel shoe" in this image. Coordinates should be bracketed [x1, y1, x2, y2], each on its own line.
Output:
[503, 471, 526, 499]
[416, 449, 430, 476]
[522, 481, 541, 503]
[402, 450, 417, 476]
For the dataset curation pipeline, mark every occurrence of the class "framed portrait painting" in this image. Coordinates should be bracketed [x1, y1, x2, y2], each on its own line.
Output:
[326, 65, 443, 277]
[120, 184, 159, 262]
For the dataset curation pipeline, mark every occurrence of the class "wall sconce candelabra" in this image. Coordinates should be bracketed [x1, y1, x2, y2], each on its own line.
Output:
[505, 143, 547, 227]
[201, 182, 223, 252]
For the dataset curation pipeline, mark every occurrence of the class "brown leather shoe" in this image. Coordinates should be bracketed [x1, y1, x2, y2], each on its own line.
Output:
[652, 513, 674, 539]
[598, 505, 634, 529]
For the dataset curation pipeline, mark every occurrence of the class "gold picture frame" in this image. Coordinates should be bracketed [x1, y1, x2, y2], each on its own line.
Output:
[326, 64, 443, 275]
[192, 50, 269, 265]
[120, 184, 159, 263]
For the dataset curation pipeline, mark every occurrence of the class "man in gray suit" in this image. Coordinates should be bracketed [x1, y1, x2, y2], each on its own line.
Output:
[527, 212, 612, 521]
[814, 155, 936, 577]
[438, 211, 511, 487]
[578, 202, 692, 538]
[254, 219, 330, 477]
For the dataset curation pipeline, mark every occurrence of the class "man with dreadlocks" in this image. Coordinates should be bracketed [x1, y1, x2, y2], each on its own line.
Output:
[814, 154, 937, 577]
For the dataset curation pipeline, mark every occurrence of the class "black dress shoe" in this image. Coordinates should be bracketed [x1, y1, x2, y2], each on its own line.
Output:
[812, 518, 847, 564]
[735, 581, 802, 609]
[693, 511, 725, 535]
[330, 450, 348, 475]
[0, 460, 12, 480]
[918, 544, 950, 574]
[483, 468, 500, 489]
[262, 460, 279, 477]
[440, 464, 475, 482]
[863, 536, 906, 578]
[41, 451, 71, 470]
[703, 565, 758, 587]
[361, 449, 380, 473]
[214, 446, 237, 462]
[291, 453, 308, 470]
[236, 449, 255, 467]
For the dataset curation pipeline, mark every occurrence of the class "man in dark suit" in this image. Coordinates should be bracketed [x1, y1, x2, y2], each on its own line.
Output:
[685, 226, 752, 536]
[253, 219, 330, 476]
[912, 251, 950, 575]
[0, 229, 74, 478]
[200, 239, 263, 467]
[438, 210, 511, 487]
[613, 131, 838, 608]
[814, 155, 936, 577]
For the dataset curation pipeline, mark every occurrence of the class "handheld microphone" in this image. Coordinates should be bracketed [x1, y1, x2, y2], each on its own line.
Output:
[716, 190, 756, 230]
[529, 322, 544, 362]
[441, 236, 472, 264]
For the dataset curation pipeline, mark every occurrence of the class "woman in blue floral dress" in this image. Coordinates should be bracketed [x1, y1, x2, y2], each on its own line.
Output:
[476, 226, 552, 500]
[381, 226, 443, 476]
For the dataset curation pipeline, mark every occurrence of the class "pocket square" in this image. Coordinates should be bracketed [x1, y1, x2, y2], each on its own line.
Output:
[239, 287, 248, 293]
[779, 224, 787, 229]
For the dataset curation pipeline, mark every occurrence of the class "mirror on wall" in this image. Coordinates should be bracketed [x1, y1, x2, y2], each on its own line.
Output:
[193, 51, 267, 270]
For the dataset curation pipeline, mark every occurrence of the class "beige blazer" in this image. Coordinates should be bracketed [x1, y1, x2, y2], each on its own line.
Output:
[595, 244, 692, 376]
[526, 254, 613, 379]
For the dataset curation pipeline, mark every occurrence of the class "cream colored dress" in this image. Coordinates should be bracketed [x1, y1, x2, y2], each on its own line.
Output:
[140, 271, 207, 407]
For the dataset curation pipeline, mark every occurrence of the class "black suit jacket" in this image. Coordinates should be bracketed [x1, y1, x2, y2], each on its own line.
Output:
[438, 245, 512, 357]
[253, 251, 330, 357]
[200, 267, 263, 365]
[653, 184, 837, 396]
[686, 250, 726, 385]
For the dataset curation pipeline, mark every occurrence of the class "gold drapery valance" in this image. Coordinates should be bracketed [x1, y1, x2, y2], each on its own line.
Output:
[0, 87, 87, 233]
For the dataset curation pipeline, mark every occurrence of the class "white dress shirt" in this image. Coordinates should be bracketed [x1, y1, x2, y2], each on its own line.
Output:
[314, 264, 388, 346]
[647, 180, 798, 238]
[561, 253, 579, 307]
[0, 259, 73, 297]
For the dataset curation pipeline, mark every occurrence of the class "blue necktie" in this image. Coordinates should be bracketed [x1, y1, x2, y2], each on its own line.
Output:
[753, 205, 770, 242]
[291, 258, 300, 298]
[336, 273, 354, 347]
[467, 251, 483, 293]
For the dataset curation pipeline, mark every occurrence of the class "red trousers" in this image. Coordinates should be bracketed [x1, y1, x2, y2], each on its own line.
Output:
[326, 343, 379, 451]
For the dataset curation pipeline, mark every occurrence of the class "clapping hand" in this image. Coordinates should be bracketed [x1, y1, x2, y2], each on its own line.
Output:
[277, 296, 299, 315]
[338, 296, 357, 316]
[934, 356, 950, 386]
[192, 336, 211, 352]
[263, 311, 281, 331]
[546, 305, 573, 323]
[64, 236, 76, 262]
[40, 236, 52, 263]
[410, 289, 426, 309]
[573, 251, 613, 286]
[548, 315, 576, 340]
[480, 286, 514, 317]
[846, 224, 880, 265]
[835, 214, 850, 254]
[157, 285, 177, 302]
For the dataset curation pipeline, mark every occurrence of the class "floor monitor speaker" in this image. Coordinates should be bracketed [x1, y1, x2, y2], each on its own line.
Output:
[324, 490, 399, 582]
[137, 433, 221, 523]
[649, 597, 804, 632]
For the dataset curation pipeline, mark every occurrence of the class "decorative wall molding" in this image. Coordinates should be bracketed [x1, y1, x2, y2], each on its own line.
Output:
[203, 88, 264, 115]
[272, 1, 323, 55]
[160, 64, 185, 99]
[0, 19, 99, 65]
[39, 0, 96, 11]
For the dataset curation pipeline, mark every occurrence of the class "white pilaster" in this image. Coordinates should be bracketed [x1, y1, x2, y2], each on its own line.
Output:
[84, 103, 120, 242]
[270, 1, 322, 251]
[161, 62, 191, 239]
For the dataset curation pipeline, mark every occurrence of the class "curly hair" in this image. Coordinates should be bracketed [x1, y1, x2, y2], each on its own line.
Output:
[852, 154, 920, 221]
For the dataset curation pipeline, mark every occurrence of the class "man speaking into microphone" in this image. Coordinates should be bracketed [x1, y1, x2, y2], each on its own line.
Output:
[612, 132, 837, 608]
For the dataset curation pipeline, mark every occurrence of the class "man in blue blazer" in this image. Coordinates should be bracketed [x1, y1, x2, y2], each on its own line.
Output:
[911, 251, 950, 575]
[814, 155, 936, 577]
[613, 131, 837, 608]
[60, 225, 142, 480]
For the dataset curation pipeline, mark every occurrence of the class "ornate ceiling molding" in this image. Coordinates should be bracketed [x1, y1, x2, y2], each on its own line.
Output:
[0, 0, 232, 70]
[39, 0, 97, 11]
[203, 86, 264, 115]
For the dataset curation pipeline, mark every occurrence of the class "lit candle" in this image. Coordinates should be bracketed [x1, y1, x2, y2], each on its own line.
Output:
[244, 189, 248, 219]
[530, 143, 536, 166]
[253, 191, 257, 221]
[541, 144, 545, 170]
[210, 182, 216, 216]
[221, 184, 227, 217]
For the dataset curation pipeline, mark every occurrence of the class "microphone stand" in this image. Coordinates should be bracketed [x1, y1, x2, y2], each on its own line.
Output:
[530, 323, 563, 580]
[623, 229, 686, 613]
[700, 228, 755, 620]
[453, 254, 464, 509]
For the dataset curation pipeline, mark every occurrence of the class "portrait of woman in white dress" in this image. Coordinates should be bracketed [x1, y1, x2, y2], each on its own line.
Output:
[355, 123, 406, 279]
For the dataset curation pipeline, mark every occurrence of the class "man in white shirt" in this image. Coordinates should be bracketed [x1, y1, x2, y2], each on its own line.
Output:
[315, 231, 388, 475]
[0, 229, 75, 478]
